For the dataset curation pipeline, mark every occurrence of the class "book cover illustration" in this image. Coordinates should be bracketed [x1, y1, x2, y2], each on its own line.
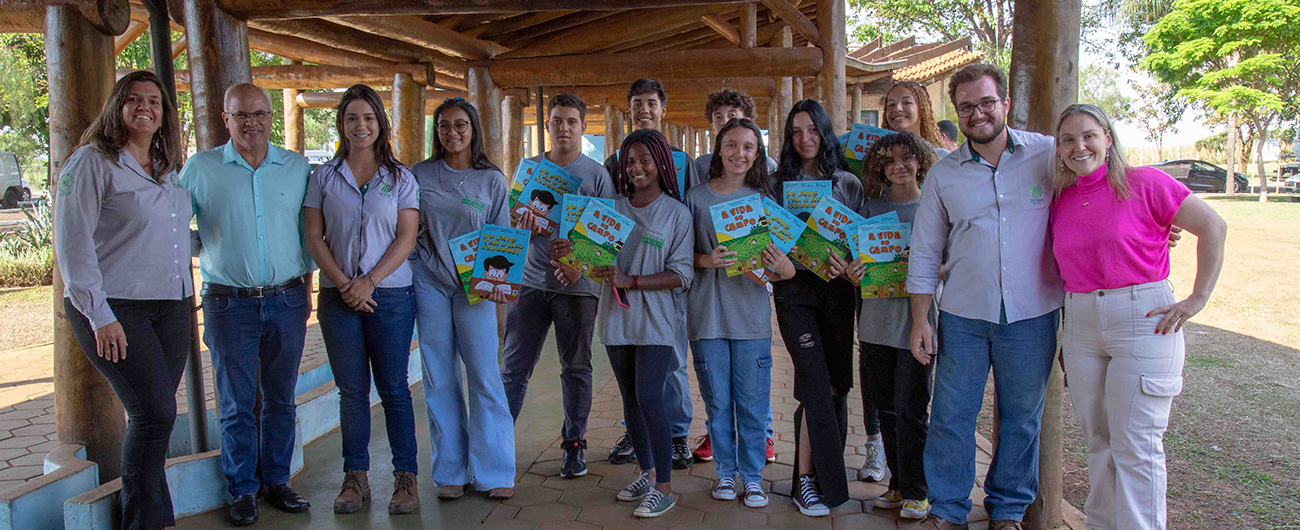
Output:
[858, 221, 912, 299]
[468, 224, 530, 302]
[781, 180, 831, 220]
[558, 194, 616, 244]
[792, 196, 866, 281]
[557, 199, 635, 280]
[840, 124, 896, 175]
[508, 158, 540, 206]
[745, 197, 807, 286]
[709, 193, 772, 277]
[846, 210, 899, 260]
[511, 162, 582, 237]
[448, 230, 484, 305]
[673, 151, 688, 196]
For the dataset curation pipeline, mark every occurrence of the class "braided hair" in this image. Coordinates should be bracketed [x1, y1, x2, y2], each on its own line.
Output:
[615, 129, 680, 201]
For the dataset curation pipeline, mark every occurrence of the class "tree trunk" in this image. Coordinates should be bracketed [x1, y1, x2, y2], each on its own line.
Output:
[1225, 112, 1236, 195]
[1256, 124, 1269, 203]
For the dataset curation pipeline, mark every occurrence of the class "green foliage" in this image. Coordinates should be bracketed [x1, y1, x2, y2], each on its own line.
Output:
[847, 0, 1013, 68]
[0, 245, 53, 287]
[1128, 79, 1184, 157]
[1079, 64, 1133, 122]
[0, 199, 53, 287]
[0, 34, 50, 172]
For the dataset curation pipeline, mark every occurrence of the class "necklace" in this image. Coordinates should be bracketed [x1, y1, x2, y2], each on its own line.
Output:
[438, 160, 468, 192]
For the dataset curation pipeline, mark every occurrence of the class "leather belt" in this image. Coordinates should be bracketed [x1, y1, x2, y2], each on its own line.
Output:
[203, 277, 304, 298]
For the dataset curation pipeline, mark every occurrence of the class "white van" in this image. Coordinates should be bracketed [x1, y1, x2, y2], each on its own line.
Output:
[1, 151, 32, 208]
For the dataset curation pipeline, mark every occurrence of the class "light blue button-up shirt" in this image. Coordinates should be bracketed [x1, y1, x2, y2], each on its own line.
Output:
[180, 140, 315, 288]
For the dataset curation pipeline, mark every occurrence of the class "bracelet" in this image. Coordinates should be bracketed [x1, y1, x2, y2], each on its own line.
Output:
[630, 275, 639, 290]
[367, 273, 378, 287]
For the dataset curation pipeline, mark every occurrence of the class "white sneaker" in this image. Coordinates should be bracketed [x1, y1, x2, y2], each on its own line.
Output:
[858, 438, 886, 482]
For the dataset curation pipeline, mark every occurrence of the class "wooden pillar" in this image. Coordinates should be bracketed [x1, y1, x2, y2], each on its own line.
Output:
[685, 125, 696, 157]
[793, 77, 803, 102]
[771, 25, 794, 118]
[535, 87, 546, 156]
[816, 0, 845, 132]
[392, 72, 426, 166]
[468, 66, 504, 166]
[740, 2, 757, 48]
[613, 107, 626, 154]
[604, 105, 616, 159]
[46, 4, 127, 482]
[1008, 0, 1079, 526]
[184, 0, 252, 150]
[768, 98, 781, 156]
[851, 83, 863, 125]
[503, 94, 526, 183]
[282, 58, 305, 153]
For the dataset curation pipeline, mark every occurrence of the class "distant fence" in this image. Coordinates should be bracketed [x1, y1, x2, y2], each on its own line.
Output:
[1124, 146, 1223, 166]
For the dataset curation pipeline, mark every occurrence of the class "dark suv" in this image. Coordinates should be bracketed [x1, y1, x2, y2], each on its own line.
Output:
[1150, 159, 1249, 193]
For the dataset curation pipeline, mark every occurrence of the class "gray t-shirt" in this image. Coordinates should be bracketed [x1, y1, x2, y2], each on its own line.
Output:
[856, 196, 937, 350]
[694, 153, 778, 181]
[520, 153, 617, 297]
[683, 182, 772, 341]
[410, 158, 509, 298]
[597, 193, 695, 347]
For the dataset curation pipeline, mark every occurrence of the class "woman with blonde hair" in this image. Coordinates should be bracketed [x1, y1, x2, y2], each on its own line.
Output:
[1051, 103, 1226, 530]
[881, 81, 950, 157]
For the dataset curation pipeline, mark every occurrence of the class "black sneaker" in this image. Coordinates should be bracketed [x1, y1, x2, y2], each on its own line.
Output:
[560, 440, 588, 478]
[671, 436, 693, 469]
[608, 433, 636, 464]
[793, 474, 829, 517]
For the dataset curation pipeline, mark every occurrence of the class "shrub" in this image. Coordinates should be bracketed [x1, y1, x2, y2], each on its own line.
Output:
[1, 198, 53, 287]
[0, 245, 52, 287]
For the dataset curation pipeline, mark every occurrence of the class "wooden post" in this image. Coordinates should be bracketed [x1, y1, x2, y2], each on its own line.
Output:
[282, 58, 305, 153]
[739, 2, 757, 48]
[46, 4, 127, 482]
[768, 98, 781, 156]
[1009, 0, 1080, 525]
[468, 66, 504, 166]
[613, 107, 626, 154]
[604, 105, 616, 159]
[685, 125, 695, 157]
[793, 76, 803, 103]
[771, 25, 794, 121]
[184, 0, 252, 150]
[503, 94, 526, 183]
[392, 72, 426, 166]
[535, 86, 546, 156]
[817, 0, 844, 132]
[851, 83, 863, 125]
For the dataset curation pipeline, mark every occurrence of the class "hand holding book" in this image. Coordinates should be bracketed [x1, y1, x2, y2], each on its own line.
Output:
[697, 245, 738, 269]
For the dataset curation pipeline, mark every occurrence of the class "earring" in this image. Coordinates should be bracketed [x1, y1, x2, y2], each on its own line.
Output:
[1106, 150, 1111, 164]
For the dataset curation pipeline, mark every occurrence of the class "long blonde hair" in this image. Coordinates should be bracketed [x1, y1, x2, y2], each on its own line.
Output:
[1053, 103, 1132, 199]
[78, 70, 184, 180]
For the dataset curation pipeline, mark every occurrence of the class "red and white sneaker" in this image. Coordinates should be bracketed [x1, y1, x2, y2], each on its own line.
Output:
[692, 435, 713, 462]
[766, 437, 776, 463]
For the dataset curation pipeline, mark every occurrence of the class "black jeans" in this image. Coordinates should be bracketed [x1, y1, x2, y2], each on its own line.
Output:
[501, 287, 598, 443]
[606, 344, 676, 483]
[860, 341, 932, 500]
[66, 297, 191, 530]
[773, 270, 856, 507]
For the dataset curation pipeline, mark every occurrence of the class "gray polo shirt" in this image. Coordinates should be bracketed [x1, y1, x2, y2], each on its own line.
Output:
[520, 153, 617, 297]
[907, 128, 1064, 324]
[54, 145, 194, 329]
[694, 153, 778, 180]
[684, 182, 772, 341]
[304, 160, 420, 289]
[597, 193, 695, 347]
[857, 197, 936, 349]
[410, 158, 510, 298]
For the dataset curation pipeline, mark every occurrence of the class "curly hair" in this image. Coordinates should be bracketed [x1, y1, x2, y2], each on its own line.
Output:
[859, 131, 938, 197]
[882, 81, 945, 148]
[615, 129, 680, 200]
[703, 89, 758, 122]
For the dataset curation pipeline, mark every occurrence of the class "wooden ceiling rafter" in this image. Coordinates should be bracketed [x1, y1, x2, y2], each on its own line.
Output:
[463, 10, 575, 40]
[324, 15, 509, 60]
[214, 0, 757, 19]
[497, 5, 729, 59]
[495, 10, 624, 49]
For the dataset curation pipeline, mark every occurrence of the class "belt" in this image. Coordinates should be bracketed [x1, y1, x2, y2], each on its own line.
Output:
[203, 277, 304, 298]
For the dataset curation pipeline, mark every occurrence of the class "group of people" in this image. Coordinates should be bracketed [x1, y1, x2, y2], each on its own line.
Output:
[52, 61, 1225, 530]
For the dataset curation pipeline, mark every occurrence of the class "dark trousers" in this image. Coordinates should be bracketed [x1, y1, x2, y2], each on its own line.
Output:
[501, 287, 598, 443]
[66, 297, 191, 530]
[855, 306, 881, 437]
[318, 286, 418, 474]
[203, 284, 309, 497]
[860, 341, 931, 500]
[606, 345, 676, 483]
[773, 270, 856, 508]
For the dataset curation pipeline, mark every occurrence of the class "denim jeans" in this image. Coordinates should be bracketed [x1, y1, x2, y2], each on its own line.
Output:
[203, 283, 309, 497]
[606, 345, 677, 483]
[667, 296, 693, 438]
[691, 339, 772, 484]
[925, 309, 1059, 524]
[317, 286, 418, 474]
[411, 261, 516, 489]
[501, 287, 598, 443]
[66, 297, 190, 530]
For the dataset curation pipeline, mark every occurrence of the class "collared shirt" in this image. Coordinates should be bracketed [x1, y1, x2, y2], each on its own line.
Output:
[303, 160, 420, 289]
[53, 145, 194, 329]
[180, 140, 315, 288]
[907, 128, 1064, 324]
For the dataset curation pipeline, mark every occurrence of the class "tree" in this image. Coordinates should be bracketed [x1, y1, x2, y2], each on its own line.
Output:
[848, 0, 1014, 68]
[0, 35, 49, 175]
[1079, 64, 1133, 122]
[1128, 79, 1182, 161]
[1142, 0, 1300, 201]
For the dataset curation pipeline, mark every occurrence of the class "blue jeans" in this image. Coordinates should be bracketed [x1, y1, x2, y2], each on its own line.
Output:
[318, 286, 418, 474]
[691, 339, 772, 484]
[411, 262, 515, 489]
[925, 309, 1059, 524]
[667, 299, 693, 438]
[203, 283, 309, 497]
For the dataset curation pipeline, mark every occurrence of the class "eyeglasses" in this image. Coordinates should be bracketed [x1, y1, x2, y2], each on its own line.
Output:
[437, 121, 471, 134]
[955, 98, 1003, 118]
[225, 110, 272, 122]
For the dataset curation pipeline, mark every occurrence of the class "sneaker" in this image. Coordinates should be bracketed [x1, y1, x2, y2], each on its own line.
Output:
[617, 472, 653, 502]
[792, 474, 829, 517]
[608, 433, 636, 465]
[692, 434, 713, 462]
[901, 499, 931, 519]
[671, 436, 693, 469]
[859, 438, 886, 482]
[560, 440, 588, 478]
[633, 488, 676, 518]
[742, 482, 769, 508]
[711, 477, 737, 500]
[919, 514, 970, 530]
[766, 436, 776, 463]
[873, 489, 903, 509]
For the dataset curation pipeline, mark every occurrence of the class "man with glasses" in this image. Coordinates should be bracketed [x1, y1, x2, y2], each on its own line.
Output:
[180, 83, 315, 526]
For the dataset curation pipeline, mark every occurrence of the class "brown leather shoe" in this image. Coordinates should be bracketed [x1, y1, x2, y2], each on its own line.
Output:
[918, 514, 970, 530]
[487, 487, 514, 500]
[333, 470, 370, 514]
[389, 471, 420, 515]
[437, 484, 465, 500]
[991, 521, 1023, 530]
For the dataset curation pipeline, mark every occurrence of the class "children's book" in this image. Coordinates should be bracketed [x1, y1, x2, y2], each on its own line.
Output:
[858, 220, 912, 299]
[448, 230, 484, 305]
[709, 193, 772, 277]
[468, 224, 530, 302]
[781, 180, 832, 221]
[508, 158, 540, 206]
[841, 123, 896, 175]
[846, 210, 899, 260]
[559, 194, 616, 244]
[511, 163, 582, 237]
[793, 196, 866, 281]
[557, 199, 635, 280]
[673, 151, 688, 196]
[745, 197, 807, 286]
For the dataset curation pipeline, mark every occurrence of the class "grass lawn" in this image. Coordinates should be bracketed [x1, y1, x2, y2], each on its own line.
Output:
[0, 285, 53, 349]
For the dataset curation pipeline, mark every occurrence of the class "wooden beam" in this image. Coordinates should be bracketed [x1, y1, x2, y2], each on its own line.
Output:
[535, 86, 546, 155]
[486, 47, 821, 88]
[393, 72, 426, 165]
[283, 58, 304, 153]
[496, 11, 622, 49]
[740, 2, 757, 48]
[604, 105, 616, 159]
[326, 15, 508, 60]
[296, 89, 464, 110]
[850, 82, 863, 124]
[171, 34, 187, 58]
[499, 5, 726, 59]
[503, 94, 525, 184]
[817, 0, 845, 132]
[761, 0, 818, 47]
[1, 0, 132, 34]
[861, 36, 915, 61]
[465, 10, 572, 40]
[610, 24, 717, 54]
[242, 29, 468, 92]
[846, 55, 908, 76]
[529, 78, 776, 108]
[114, 20, 148, 54]
[132, 64, 433, 90]
[216, 0, 756, 19]
[700, 14, 740, 46]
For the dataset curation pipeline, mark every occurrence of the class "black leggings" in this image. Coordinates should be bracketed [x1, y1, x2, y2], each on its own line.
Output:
[606, 344, 676, 483]
[860, 341, 931, 500]
[66, 297, 191, 530]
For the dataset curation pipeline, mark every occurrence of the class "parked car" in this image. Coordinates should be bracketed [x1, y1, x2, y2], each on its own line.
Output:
[1149, 159, 1249, 193]
[1281, 162, 1300, 179]
[1, 151, 32, 208]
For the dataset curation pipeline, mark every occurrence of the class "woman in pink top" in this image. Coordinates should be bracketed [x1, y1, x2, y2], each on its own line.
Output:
[1050, 104, 1226, 530]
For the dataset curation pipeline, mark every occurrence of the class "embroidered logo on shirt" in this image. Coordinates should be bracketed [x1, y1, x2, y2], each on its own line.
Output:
[57, 173, 73, 197]
[1027, 184, 1046, 205]
[641, 232, 665, 249]
[461, 196, 485, 212]
[377, 183, 394, 198]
